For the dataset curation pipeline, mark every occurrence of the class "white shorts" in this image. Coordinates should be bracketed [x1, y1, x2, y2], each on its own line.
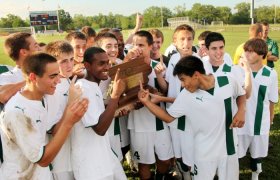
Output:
[130, 129, 174, 164]
[169, 127, 194, 167]
[169, 127, 182, 158]
[119, 116, 130, 147]
[73, 154, 126, 180]
[180, 130, 194, 167]
[109, 135, 123, 161]
[192, 154, 239, 180]
[238, 134, 269, 158]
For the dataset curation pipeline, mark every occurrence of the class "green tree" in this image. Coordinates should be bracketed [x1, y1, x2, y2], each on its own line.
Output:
[72, 14, 91, 29]
[189, 3, 218, 24]
[174, 4, 187, 17]
[216, 6, 232, 24]
[230, 2, 250, 24]
[143, 6, 162, 27]
[255, 6, 274, 23]
[57, 9, 73, 31]
[0, 14, 28, 28]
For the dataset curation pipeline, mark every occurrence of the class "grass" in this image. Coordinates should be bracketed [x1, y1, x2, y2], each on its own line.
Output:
[0, 25, 280, 179]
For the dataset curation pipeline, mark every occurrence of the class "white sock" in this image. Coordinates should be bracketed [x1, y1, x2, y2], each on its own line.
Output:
[252, 171, 259, 180]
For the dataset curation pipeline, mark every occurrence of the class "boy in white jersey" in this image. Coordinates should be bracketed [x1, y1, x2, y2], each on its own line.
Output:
[197, 31, 232, 65]
[65, 32, 87, 78]
[138, 55, 246, 180]
[71, 47, 127, 179]
[0, 53, 88, 180]
[45, 41, 76, 180]
[0, 32, 40, 104]
[0, 32, 40, 166]
[94, 32, 128, 161]
[159, 24, 199, 179]
[125, 30, 173, 180]
[237, 38, 278, 180]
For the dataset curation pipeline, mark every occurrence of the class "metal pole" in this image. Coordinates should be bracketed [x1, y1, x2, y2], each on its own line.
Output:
[57, 9, 61, 32]
[274, 2, 277, 24]
[250, 0, 254, 24]
[161, 6, 163, 28]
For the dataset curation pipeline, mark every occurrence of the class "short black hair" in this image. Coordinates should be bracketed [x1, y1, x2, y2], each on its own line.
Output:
[83, 47, 106, 64]
[134, 30, 153, 46]
[173, 55, 205, 77]
[205, 32, 225, 49]
[22, 52, 57, 77]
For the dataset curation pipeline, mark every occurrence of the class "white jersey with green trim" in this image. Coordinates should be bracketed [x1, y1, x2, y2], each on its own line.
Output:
[0, 92, 52, 180]
[46, 78, 70, 130]
[165, 52, 199, 130]
[99, 58, 123, 137]
[127, 59, 168, 132]
[46, 78, 72, 173]
[167, 75, 245, 162]
[71, 79, 119, 179]
[0, 66, 23, 85]
[202, 60, 245, 88]
[237, 66, 278, 136]
[0, 64, 13, 74]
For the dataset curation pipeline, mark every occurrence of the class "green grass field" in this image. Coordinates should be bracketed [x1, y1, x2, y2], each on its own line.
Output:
[0, 26, 280, 179]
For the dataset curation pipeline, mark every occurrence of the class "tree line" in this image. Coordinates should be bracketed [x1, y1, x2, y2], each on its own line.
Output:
[1, 3, 280, 30]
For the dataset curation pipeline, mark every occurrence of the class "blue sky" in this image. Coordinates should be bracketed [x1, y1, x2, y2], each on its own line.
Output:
[0, 0, 277, 19]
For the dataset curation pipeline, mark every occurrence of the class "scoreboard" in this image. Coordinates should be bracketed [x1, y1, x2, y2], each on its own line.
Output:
[29, 11, 58, 26]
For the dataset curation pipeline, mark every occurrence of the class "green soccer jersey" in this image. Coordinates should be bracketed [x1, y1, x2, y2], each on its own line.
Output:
[266, 37, 279, 68]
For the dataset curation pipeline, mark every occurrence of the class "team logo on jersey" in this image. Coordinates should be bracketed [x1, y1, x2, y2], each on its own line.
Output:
[14, 106, 25, 113]
[96, 93, 100, 98]
[195, 96, 203, 102]
[36, 119, 41, 123]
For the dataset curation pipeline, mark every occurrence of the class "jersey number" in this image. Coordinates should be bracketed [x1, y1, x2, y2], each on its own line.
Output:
[134, 151, 140, 160]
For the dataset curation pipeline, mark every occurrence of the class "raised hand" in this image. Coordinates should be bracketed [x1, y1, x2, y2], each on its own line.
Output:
[65, 98, 89, 125]
[124, 47, 143, 62]
[135, 13, 143, 30]
[72, 63, 85, 78]
[138, 80, 150, 104]
[111, 68, 126, 99]
[239, 53, 251, 73]
[68, 75, 82, 104]
[154, 61, 166, 76]
[198, 46, 207, 58]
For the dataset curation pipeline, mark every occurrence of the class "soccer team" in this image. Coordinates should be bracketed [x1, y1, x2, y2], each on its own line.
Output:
[0, 16, 278, 180]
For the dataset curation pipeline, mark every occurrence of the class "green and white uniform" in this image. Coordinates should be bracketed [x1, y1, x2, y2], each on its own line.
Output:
[237, 66, 278, 158]
[0, 65, 23, 167]
[46, 78, 74, 180]
[99, 58, 125, 161]
[0, 92, 52, 180]
[266, 37, 279, 68]
[165, 52, 199, 166]
[71, 79, 126, 180]
[167, 75, 245, 180]
[128, 60, 173, 164]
